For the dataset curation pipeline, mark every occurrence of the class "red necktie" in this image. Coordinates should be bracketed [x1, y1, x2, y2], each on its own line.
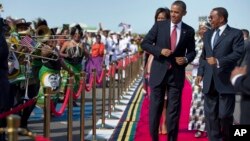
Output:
[171, 25, 177, 51]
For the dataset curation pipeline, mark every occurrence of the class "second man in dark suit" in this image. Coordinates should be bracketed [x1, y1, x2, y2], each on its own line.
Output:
[196, 7, 244, 141]
[141, 1, 196, 141]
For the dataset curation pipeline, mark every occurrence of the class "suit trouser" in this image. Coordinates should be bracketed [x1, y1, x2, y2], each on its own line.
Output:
[204, 82, 235, 141]
[240, 95, 250, 124]
[149, 70, 183, 141]
[0, 78, 10, 141]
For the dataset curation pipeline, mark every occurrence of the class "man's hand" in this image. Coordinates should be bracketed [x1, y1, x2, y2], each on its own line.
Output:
[195, 76, 203, 86]
[230, 66, 247, 80]
[206, 57, 217, 65]
[175, 57, 187, 65]
[161, 48, 172, 57]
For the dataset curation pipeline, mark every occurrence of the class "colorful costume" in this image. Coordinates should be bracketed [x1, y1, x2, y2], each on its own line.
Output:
[63, 43, 84, 92]
[85, 42, 104, 83]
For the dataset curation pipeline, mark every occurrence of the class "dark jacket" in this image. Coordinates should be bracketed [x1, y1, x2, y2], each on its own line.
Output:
[198, 25, 244, 94]
[141, 20, 196, 88]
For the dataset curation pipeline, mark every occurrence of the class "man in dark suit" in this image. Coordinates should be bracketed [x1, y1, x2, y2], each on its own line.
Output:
[141, 1, 196, 141]
[0, 17, 10, 141]
[231, 30, 250, 125]
[196, 7, 244, 141]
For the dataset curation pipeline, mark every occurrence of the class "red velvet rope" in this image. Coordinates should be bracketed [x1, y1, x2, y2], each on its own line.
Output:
[117, 60, 123, 69]
[111, 64, 116, 77]
[96, 69, 105, 84]
[50, 86, 71, 117]
[85, 74, 94, 92]
[72, 79, 84, 99]
[0, 98, 36, 119]
[125, 57, 130, 67]
[132, 55, 137, 62]
[35, 135, 51, 141]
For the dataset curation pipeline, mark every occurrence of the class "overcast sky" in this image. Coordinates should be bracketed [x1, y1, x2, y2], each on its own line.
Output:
[1, 0, 249, 34]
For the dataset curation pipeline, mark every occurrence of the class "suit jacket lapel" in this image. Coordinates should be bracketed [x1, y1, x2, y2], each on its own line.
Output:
[213, 25, 230, 49]
[175, 23, 187, 51]
[165, 21, 171, 49]
[207, 30, 213, 50]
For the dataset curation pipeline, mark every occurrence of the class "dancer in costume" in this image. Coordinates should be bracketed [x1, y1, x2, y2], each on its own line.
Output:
[60, 24, 88, 105]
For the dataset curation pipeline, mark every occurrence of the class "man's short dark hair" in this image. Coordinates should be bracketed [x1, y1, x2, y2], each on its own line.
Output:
[212, 7, 228, 23]
[172, 0, 186, 11]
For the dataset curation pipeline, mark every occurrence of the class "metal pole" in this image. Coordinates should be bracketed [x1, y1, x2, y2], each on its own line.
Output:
[108, 63, 112, 118]
[117, 68, 121, 104]
[125, 58, 129, 93]
[129, 58, 132, 88]
[101, 65, 106, 128]
[43, 87, 52, 138]
[80, 72, 86, 141]
[112, 62, 116, 109]
[92, 69, 97, 141]
[7, 115, 20, 141]
[67, 77, 74, 141]
[121, 60, 124, 98]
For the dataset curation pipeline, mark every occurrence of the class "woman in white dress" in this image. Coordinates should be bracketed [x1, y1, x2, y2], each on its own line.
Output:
[188, 21, 210, 138]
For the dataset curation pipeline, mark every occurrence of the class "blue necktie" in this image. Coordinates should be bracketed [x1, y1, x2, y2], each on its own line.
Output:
[213, 29, 220, 49]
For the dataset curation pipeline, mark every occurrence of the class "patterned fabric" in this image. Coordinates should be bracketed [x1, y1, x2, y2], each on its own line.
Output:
[37, 66, 61, 104]
[64, 45, 84, 65]
[39, 65, 60, 91]
[64, 60, 81, 92]
[188, 36, 206, 132]
[188, 76, 206, 131]
[85, 56, 103, 86]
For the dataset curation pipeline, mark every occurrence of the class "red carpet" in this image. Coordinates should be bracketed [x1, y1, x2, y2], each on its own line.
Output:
[134, 79, 208, 141]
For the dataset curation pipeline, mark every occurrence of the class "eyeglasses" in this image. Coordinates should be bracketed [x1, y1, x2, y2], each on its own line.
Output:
[208, 16, 213, 20]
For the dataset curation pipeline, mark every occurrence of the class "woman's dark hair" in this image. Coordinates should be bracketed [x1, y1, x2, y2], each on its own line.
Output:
[70, 24, 83, 37]
[96, 34, 101, 39]
[154, 7, 170, 22]
[242, 29, 249, 38]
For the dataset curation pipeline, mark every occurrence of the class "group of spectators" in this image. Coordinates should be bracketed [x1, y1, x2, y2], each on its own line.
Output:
[0, 15, 143, 141]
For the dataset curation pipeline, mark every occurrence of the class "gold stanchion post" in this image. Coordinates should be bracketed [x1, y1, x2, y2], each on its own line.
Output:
[112, 62, 116, 110]
[80, 72, 86, 141]
[7, 115, 20, 141]
[121, 60, 125, 98]
[117, 68, 121, 104]
[108, 63, 112, 118]
[43, 87, 52, 138]
[67, 77, 74, 141]
[92, 69, 97, 141]
[101, 65, 106, 128]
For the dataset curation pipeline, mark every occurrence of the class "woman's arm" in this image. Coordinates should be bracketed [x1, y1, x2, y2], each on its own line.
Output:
[60, 41, 69, 58]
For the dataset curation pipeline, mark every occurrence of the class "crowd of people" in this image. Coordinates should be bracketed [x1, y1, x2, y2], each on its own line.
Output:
[0, 13, 142, 140]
